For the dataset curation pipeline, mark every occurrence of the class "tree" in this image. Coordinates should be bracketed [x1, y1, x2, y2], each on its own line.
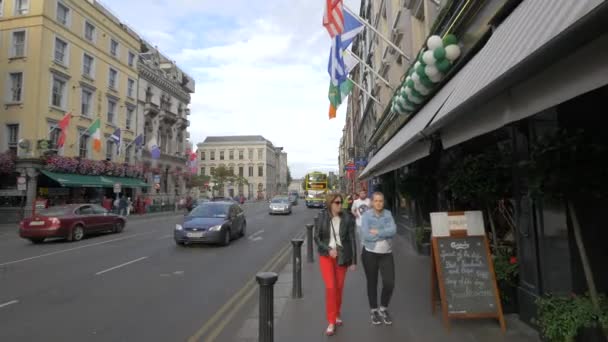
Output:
[286, 167, 293, 186]
[187, 174, 210, 189]
[210, 165, 248, 195]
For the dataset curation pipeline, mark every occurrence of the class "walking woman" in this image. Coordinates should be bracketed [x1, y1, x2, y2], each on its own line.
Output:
[314, 193, 357, 336]
[360, 191, 397, 325]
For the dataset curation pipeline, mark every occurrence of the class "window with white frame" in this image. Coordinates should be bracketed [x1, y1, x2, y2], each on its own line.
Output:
[8, 72, 23, 103]
[126, 106, 134, 130]
[11, 30, 26, 58]
[82, 53, 94, 78]
[110, 39, 119, 57]
[48, 121, 60, 150]
[54, 37, 68, 65]
[78, 128, 89, 158]
[105, 140, 114, 160]
[128, 51, 135, 67]
[56, 2, 70, 26]
[125, 143, 133, 163]
[7, 124, 19, 155]
[15, 0, 28, 15]
[108, 68, 118, 89]
[81, 88, 92, 116]
[127, 78, 135, 97]
[107, 98, 116, 123]
[84, 21, 95, 42]
[51, 74, 67, 108]
[0, 0, 4, 16]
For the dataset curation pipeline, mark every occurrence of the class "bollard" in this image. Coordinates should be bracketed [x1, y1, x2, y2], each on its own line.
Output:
[291, 239, 304, 299]
[257, 272, 278, 342]
[305, 224, 314, 263]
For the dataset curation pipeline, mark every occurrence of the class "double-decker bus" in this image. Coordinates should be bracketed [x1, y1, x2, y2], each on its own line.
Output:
[304, 171, 328, 208]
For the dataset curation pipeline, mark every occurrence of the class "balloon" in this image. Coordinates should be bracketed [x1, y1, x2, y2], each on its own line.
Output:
[422, 50, 436, 66]
[445, 44, 461, 61]
[414, 82, 430, 96]
[427, 35, 443, 50]
[443, 34, 458, 46]
[433, 46, 446, 61]
[429, 72, 443, 83]
[425, 65, 439, 78]
[436, 59, 451, 73]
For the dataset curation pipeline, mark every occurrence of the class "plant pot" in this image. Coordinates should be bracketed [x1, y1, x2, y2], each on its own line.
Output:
[416, 242, 431, 256]
[575, 325, 607, 342]
[497, 280, 519, 314]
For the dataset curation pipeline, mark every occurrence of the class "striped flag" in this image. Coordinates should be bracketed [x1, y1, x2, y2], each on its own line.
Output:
[328, 79, 353, 119]
[87, 119, 102, 152]
[322, 0, 344, 38]
[110, 128, 121, 155]
[327, 35, 346, 86]
[56, 112, 72, 148]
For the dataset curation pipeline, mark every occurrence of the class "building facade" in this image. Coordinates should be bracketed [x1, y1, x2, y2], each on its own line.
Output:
[197, 136, 288, 200]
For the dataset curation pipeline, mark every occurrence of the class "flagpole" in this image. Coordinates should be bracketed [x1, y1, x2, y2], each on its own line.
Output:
[347, 76, 383, 108]
[344, 50, 393, 89]
[343, 5, 411, 61]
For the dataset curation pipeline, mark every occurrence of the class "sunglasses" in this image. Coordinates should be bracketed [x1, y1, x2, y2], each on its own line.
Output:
[332, 200, 342, 204]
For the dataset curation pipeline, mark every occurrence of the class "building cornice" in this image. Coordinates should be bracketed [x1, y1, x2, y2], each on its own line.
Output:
[139, 63, 191, 104]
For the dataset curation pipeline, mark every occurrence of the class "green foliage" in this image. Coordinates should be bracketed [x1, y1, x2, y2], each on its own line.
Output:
[536, 294, 608, 341]
[187, 175, 210, 188]
[492, 249, 518, 285]
[286, 167, 293, 186]
[210, 166, 248, 191]
[415, 226, 431, 245]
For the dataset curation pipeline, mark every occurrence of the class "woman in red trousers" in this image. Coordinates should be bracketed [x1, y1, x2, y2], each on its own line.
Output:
[314, 193, 357, 336]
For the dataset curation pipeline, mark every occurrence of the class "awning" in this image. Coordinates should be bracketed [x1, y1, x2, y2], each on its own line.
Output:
[41, 170, 150, 188]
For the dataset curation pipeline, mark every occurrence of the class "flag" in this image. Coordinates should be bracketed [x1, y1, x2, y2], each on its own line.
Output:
[340, 10, 364, 49]
[328, 35, 346, 86]
[56, 112, 72, 148]
[110, 128, 121, 155]
[133, 134, 144, 149]
[148, 137, 160, 159]
[328, 79, 353, 119]
[322, 0, 344, 38]
[87, 119, 101, 152]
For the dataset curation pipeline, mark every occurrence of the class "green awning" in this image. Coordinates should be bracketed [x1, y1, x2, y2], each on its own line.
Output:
[41, 170, 150, 188]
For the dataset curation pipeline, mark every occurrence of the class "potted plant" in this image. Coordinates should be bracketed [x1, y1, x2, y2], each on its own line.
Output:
[493, 247, 519, 314]
[414, 226, 431, 256]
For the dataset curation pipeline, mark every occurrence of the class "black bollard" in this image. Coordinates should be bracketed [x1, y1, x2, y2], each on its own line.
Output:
[257, 272, 278, 342]
[291, 239, 304, 299]
[305, 224, 314, 263]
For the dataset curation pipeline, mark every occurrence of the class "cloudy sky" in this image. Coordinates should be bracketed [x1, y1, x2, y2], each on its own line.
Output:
[102, 0, 361, 178]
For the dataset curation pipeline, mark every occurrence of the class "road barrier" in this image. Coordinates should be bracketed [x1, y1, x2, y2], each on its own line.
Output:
[256, 272, 278, 342]
[305, 224, 314, 263]
[291, 239, 304, 299]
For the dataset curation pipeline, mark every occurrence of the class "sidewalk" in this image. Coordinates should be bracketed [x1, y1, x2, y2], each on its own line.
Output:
[236, 234, 540, 342]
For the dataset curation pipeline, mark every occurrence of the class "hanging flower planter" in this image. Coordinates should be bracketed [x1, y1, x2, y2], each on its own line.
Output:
[43, 156, 144, 179]
[391, 34, 462, 116]
[0, 151, 16, 175]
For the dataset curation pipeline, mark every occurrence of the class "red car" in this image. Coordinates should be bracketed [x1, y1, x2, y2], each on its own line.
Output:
[19, 204, 126, 244]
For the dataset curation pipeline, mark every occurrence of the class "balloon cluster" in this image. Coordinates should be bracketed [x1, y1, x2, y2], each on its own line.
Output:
[391, 34, 461, 116]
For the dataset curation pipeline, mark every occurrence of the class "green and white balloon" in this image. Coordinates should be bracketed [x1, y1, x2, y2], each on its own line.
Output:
[427, 35, 443, 50]
[422, 50, 436, 66]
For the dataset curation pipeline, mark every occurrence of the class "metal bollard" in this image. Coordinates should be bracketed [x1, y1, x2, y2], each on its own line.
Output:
[305, 224, 314, 263]
[291, 239, 304, 299]
[257, 272, 278, 342]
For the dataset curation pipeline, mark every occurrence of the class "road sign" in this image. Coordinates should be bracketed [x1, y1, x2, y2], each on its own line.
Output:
[17, 176, 26, 191]
[113, 183, 121, 194]
[153, 175, 161, 184]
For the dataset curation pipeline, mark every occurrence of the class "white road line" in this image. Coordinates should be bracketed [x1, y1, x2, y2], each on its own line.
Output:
[0, 233, 149, 267]
[250, 237, 262, 241]
[95, 256, 148, 276]
[248, 230, 264, 240]
[0, 300, 18, 309]
[157, 234, 173, 240]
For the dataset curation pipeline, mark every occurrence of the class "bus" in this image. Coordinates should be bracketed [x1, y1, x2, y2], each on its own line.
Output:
[304, 171, 328, 208]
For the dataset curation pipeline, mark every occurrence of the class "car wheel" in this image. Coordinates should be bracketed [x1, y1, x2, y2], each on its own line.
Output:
[113, 221, 124, 234]
[29, 238, 45, 244]
[70, 225, 84, 242]
[176, 241, 185, 246]
[239, 221, 246, 237]
[221, 229, 231, 246]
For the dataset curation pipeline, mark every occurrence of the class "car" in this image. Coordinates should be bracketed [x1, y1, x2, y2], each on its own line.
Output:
[211, 196, 236, 203]
[19, 204, 126, 244]
[268, 197, 292, 215]
[288, 194, 298, 205]
[174, 201, 246, 246]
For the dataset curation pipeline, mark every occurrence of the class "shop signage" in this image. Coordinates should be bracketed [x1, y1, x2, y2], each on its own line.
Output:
[153, 175, 161, 184]
[17, 176, 26, 191]
[113, 183, 121, 194]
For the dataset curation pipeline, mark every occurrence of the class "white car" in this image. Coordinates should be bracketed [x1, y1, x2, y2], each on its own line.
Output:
[268, 197, 292, 215]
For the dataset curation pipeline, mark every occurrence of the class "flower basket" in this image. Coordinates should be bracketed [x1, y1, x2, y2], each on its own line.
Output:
[0, 151, 16, 174]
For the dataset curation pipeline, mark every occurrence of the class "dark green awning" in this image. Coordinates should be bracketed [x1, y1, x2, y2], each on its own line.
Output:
[41, 170, 150, 188]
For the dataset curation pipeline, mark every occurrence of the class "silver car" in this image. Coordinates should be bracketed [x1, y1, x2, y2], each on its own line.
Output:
[268, 197, 292, 215]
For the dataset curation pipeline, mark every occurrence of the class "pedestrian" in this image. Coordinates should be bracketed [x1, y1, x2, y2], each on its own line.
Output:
[351, 189, 371, 230]
[314, 193, 357, 336]
[360, 192, 396, 326]
[126, 197, 132, 216]
[118, 196, 128, 216]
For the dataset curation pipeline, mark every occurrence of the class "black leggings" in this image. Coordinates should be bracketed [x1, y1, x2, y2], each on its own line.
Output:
[361, 248, 395, 309]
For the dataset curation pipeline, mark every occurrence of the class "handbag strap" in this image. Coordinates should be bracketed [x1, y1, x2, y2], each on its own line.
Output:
[329, 217, 342, 247]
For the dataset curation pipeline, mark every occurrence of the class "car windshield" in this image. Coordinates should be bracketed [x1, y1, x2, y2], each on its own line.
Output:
[37, 207, 71, 217]
[189, 203, 229, 218]
[271, 198, 288, 203]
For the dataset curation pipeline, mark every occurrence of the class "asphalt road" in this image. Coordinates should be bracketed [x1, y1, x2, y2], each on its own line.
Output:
[0, 201, 319, 341]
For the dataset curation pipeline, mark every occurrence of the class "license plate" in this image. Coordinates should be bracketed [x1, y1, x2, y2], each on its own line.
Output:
[187, 232, 204, 238]
[29, 221, 45, 226]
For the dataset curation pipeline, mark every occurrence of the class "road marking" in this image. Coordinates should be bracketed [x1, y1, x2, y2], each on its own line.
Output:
[187, 233, 299, 342]
[250, 237, 262, 241]
[0, 300, 18, 309]
[248, 230, 264, 239]
[157, 234, 173, 240]
[0, 233, 150, 267]
[95, 256, 148, 276]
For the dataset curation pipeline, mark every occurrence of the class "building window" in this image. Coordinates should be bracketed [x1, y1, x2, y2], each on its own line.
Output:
[82, 53, 94, 78]
[200, 167, 205, 176]
[81, 88, 92, 116]
[258, 166, 264, 177]
[201, 151, 206, 160]
[108, 68, 118, 89]
[210, 151, 215, 160]
[84, 21, 95, 42]
[239, 166, 244, 177]
[0, 1, 3, 16]
[210, 167, 215, 175]
[220, 151, 224, 160]
[248, 149, 253, 160]
[54, 37, 68, 65]
[110, 39, 119, 58]
[15, 0, 28, 15]
[6, 124, 19, 155]
[105, 140, 114, 160]
[78, 129, 89, 158]
[128, 51, 135, 67]
[127, 78, 135, 97]
[125, 144, 133, 163]
[126, 106, 134, 130]
[229, 150, 234, 160]
[11, 30, 26, 58]
[239, 150, 244, 160]
[107, 99, 116, 124]
[258, 149, 263, 160]
[51, 74, 67, 108]
[8, 72, 23, 103]
[48, 122, 60, 149]
[56, 2, 70, 26]
[248, 166, 253, 177]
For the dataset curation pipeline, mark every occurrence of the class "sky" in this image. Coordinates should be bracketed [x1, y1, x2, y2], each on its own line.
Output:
[101, 0, 361, 178]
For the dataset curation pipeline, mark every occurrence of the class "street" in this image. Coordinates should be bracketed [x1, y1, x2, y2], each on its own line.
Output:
[0, 202, 318, 341]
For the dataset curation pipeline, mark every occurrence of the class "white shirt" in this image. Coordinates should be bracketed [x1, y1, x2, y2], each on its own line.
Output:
[351, 198, 371, 226]
[328, 216, 342, 250]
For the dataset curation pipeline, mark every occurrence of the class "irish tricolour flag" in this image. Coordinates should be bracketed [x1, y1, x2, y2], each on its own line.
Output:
[87, 119, 102, 152]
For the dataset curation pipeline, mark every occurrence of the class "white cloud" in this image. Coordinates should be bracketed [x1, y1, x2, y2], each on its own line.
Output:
[101, 0, 361, 177]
